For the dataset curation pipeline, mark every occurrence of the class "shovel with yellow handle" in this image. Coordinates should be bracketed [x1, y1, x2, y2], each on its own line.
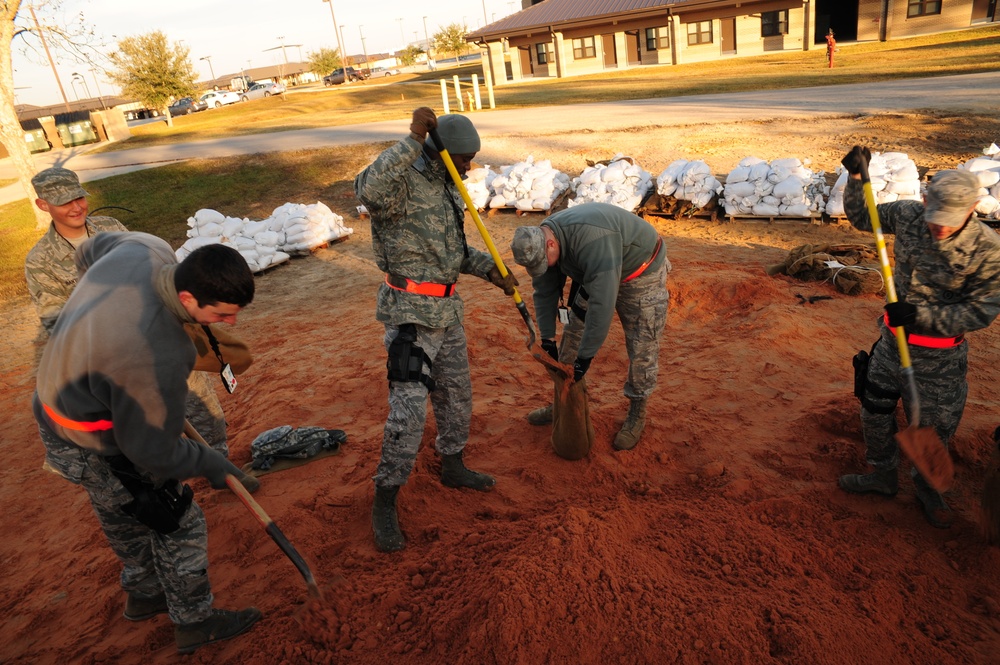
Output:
[856, 152, 954, 493]
[428, 126, 573, 380]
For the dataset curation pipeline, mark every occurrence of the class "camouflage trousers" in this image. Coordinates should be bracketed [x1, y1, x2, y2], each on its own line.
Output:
[861, 323, 968, 478]
[186, 371, 228, 456]
[558, 259, 670, 399]
[375, 322, 473, 488]
[37, 426, 214, 625]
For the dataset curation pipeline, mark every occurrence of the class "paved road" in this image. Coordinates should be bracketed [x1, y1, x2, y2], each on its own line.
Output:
[3, 71, 997, 205]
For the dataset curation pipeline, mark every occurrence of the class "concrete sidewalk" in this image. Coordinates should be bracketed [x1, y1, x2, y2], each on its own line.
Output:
[4, 71, 997, 206]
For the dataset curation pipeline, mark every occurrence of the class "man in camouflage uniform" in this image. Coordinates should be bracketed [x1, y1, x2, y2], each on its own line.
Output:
[25, 167, 230, 456]
[838, 146, 1000, 529]
[354, 107, 517, 553]
[510, 202, 671, 451]
[34, 234, 260, 653]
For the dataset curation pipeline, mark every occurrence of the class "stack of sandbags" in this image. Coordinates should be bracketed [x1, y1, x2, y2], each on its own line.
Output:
[826, 151, 922, 217]
[722, 157, 826, 218]
[487, 156, 571, 211]
[655, 159, 723, 209]
[569, 154, 652, 211]
[268, 202, 353, 255]
[176, 202, 353, 273]
[464, 166, 496, 210]
[958, 143, 1000, 220]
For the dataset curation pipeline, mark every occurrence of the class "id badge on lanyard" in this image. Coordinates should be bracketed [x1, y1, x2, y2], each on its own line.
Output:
[221, 363, 237, 394]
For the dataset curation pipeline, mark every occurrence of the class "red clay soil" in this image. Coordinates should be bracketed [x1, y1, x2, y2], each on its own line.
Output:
[3, 112, 1000, 664]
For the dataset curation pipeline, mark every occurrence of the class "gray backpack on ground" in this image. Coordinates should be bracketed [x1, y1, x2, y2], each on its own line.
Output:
[249, 426, 346, 471]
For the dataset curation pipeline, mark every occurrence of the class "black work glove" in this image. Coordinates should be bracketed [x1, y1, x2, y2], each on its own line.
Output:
[540, 339, 559, 361]
[841, 145, 872, 176]
[573, 357, 592, 382]
[409, 107, 437, 141]
[885, 301, 917, 328]
[487, 266, 519, 296]
[204, 454, 255, 492]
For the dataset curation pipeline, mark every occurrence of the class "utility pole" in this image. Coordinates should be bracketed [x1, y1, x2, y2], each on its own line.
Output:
[396, 18, 405, 44]
[322, 0, 348, 80]
[29, 4, 71, 112]
[482, 0, 489, 25]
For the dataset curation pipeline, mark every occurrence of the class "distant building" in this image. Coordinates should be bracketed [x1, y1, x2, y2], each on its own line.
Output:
[470, 0, 997, 84]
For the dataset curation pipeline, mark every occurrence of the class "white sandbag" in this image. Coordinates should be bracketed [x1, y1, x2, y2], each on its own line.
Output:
[885, 180, 921, 196]
[976, 169, 1000, 188]
[752, 203, 781, 216]
[222, 218, 244, 238]
[772, 177, 804, 199]
[194, 209, 225, 225]
[963, 157, 1000, 173]
[190, 222, 222, 238]
[253, 231, 281, 247]
[976, 195, 1000, 216]
[726, 166, 751, 183]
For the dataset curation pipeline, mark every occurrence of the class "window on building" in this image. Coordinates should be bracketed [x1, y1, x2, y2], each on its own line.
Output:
[572, 36, 597, 59]
[907, 0, 941, 17]
[645, 26, 670, 51]
[761, 10, 789, 36]
[535, 42, 554, 64]
[686, 21, 713, 46]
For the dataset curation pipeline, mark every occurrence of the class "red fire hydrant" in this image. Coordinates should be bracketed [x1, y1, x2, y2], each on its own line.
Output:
[825, 29, 836, 68]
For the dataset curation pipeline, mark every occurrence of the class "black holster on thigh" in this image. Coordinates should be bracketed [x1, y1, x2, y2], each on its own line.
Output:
[386, 323, 435, 390]
[852, 338, 898, 415]
[106, 455, 193, 534]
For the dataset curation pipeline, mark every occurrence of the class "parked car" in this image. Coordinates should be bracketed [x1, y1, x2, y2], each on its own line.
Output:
[241, 82, 286, 101]
[370, 67, 400, 78]
[323, 66, 367, 86]
[168, 97, 208, 116]
[199, 89, 242, 108]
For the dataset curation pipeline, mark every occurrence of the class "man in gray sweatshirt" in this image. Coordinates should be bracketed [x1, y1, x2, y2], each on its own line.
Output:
[511, 202, 671, 450]
[33, 232, 261, 654]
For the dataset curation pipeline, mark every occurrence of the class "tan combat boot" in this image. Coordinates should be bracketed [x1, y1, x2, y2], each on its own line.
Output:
[613, 399, 647, 450]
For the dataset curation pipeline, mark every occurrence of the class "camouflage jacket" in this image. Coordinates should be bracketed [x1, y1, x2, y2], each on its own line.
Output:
[844, 179, 1000, 337]
[354, 136, 495, 328]
[24, 216, 128, 333]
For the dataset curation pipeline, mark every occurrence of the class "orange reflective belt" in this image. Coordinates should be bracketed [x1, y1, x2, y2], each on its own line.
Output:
[882, 313, 964, 349]
[622, 237, 663, 284]
[43, 403, 113, 432]
[385, 274, 456, 297]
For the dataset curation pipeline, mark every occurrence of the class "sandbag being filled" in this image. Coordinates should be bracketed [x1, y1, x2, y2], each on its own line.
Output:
[549, 368, 595, 460]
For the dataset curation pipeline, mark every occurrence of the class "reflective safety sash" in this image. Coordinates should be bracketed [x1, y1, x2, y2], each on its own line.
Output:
[883, 313, 964, 349]
[622, 237, 663, 284]
[43, 403, 113, 432]
[385, 274, 456, 297]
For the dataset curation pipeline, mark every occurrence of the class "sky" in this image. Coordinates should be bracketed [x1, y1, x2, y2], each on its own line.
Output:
[13, 0, 522, 108]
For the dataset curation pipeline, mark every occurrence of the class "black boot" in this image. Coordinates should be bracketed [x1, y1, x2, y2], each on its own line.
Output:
[372, 485, 406, 553]
[175, 607, 261, 654]
[441, 451, 495, 491]
[914, 475, 954, 529]
[838, 468, 899, 496]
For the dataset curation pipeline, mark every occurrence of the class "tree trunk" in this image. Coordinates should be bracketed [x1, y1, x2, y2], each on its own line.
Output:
[164, 107, 173, 128]
[1, 1, 49, 229]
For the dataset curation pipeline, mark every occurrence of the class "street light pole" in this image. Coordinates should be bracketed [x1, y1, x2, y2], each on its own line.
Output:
[277, 36, 289, 65]
[482, 0, 489, 25]
[72, 72, 91, 100]
[359, 25, 370, 75]
[423, 16, 432, 71]
[89, 68, 106, 109]
[28, 4, 71, 113]
[200, 56, 216, 85]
